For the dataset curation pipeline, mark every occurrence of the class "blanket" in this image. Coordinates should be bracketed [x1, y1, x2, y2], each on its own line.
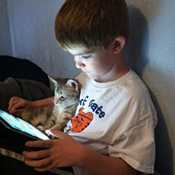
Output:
[0, 55, 50, 87]
[0, 77, 53, 110]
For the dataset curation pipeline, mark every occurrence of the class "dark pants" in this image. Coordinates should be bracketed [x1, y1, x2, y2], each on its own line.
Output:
[0, 155, 56, 175]
[0, 155, 74, 175]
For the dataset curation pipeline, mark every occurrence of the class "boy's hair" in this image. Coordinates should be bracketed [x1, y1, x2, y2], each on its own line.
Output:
[55, 0, 129, 50]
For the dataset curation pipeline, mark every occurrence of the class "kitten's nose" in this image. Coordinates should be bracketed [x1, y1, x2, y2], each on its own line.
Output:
[55, 96, 65, 103]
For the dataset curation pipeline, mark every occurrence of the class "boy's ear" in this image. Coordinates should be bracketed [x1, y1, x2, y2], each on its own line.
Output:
[111, 36, 126, 54]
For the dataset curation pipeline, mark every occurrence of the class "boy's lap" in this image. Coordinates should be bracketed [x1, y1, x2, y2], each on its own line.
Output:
[0, 154, 55, 175]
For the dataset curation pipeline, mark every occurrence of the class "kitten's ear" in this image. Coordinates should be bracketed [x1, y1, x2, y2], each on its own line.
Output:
[66, 79, 80, 92]
[48, 76, 59, 93]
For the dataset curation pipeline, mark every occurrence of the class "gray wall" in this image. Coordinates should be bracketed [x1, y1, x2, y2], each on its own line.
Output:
[6, 0, 79, 77]
[1, 0, 175, 174]
[0, 0, 12, 54]
[126, 0, 175, 174]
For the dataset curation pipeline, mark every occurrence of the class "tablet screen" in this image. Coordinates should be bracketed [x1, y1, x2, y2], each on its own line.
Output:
[0, 110, 49, 140]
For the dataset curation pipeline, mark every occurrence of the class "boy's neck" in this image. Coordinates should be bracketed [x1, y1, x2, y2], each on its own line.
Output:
[94, 55, 129, 83]
[94, 66, 129, 83]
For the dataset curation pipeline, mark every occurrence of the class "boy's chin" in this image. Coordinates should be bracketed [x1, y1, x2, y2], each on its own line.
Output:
[86, 74, 100, 81]
[84, 72, 94, 79]
[83, 71, 101, 81]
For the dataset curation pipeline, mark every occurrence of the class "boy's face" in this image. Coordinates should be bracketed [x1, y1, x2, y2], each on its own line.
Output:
[67, 45, 117, 82]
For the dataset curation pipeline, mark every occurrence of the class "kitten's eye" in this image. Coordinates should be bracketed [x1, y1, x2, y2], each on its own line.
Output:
[59, 96, 65, 101]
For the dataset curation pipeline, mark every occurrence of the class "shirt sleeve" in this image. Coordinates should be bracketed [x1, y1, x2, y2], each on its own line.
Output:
[108, 93, 157, 174]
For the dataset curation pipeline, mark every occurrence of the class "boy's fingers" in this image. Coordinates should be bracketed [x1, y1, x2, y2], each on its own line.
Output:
[8, 104, 19, 114]
[25, 140, 53, 148]
[8, 99, 15, 111]
[9, 96, 18, 104]
[11, 103, 24, 111]
[8, 97, 21, 112]
[25, 157, 52, 169]
[23, 149, 50, 160]
[8, 103, 16, 112]
[34, 162, 56, 172]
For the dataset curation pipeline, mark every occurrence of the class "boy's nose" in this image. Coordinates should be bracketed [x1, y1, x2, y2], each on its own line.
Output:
[74, 57, 85, 69]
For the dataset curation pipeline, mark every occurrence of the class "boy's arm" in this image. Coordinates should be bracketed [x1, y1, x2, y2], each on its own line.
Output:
[23, 131, 139, 175]
[8, 96, 54, 114]
[30, 97, 54, 108]
[79, 145, 139, 175]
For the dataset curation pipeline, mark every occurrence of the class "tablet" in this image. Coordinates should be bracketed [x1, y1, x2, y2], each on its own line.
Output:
[0, 109, 49, 153]
[0, 110, 74, 174]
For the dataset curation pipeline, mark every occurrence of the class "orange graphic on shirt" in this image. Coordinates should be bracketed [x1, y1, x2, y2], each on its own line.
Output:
[71, 107, 93, 132]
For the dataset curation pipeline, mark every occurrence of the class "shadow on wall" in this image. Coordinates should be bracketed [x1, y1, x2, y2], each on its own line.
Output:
[125, 6, 173, 175]
[125, 5, 149, 75]
[152, 94, 173, 175]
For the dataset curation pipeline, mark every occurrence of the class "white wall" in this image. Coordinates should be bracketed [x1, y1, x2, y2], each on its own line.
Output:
[6, 0, 79, 77]
[0, 0, 12, 54]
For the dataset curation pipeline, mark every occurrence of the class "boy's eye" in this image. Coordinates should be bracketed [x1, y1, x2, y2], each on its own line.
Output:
[81, 55, 91, 59]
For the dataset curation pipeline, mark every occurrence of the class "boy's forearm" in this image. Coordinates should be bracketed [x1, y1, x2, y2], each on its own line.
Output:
[31, 97, 54, 108]
[79, 146, 138, 175]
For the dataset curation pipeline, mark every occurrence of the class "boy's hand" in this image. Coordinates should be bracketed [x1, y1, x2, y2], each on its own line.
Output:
[23, 130, 86, 172]
[8, 96, 32, 114]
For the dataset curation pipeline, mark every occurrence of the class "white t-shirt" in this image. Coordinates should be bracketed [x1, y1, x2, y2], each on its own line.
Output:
[64, 70, 157, 175]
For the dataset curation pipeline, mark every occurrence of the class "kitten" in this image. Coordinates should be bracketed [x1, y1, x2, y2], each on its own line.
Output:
[20, 77, 80, 131]
[0, 77, 81, 162]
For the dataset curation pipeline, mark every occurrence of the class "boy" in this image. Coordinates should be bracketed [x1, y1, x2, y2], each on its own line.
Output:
[8, 0, 157, 174]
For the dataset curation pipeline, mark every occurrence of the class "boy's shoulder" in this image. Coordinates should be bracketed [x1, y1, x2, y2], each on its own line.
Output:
[117, 70, 150, 101]
[75, 70, 151, 102]
[75, 70, 149, 93]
